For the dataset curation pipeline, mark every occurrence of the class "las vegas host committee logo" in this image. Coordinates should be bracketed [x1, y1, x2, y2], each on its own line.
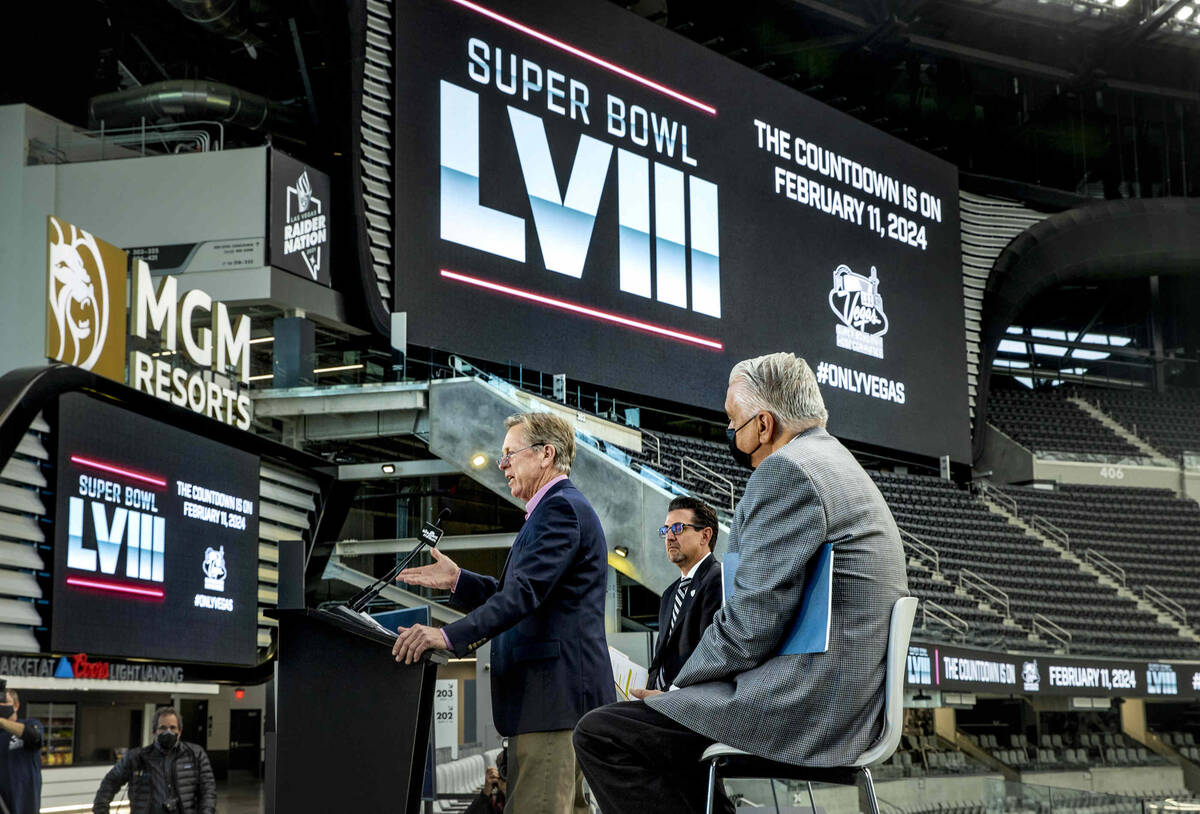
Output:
[828, 264, 889, 360]
[45, 216, 127, 381]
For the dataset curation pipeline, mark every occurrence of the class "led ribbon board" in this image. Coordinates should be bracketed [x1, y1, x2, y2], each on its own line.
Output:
[390, 0, 969, 462]
[52, 393, 260, 666]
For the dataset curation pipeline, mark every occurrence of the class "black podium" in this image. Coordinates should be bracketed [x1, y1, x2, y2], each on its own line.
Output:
[265, 609, 446, 814]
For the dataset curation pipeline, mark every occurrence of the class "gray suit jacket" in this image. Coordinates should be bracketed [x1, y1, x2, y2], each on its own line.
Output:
[646, 426, 908, 767]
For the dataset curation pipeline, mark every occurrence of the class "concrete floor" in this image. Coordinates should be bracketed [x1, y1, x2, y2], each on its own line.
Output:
[216, 771, 264, 814]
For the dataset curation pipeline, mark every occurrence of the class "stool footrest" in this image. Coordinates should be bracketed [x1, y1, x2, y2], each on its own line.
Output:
[709, 753, 864, 786]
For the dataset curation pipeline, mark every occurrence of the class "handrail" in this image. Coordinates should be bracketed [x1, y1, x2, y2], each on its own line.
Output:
[977, 481, 1018, 515]
[900, 528, 940, 573]
[680, 456, 735, 512]
[1032, 613, 1072, 651]
[1084, 549, 1126, 586]
[959, 568, 1011, 618]
[642, 431, 662, 467]
[922, 601, 969, 642]
[1031, 515, 1070, 550]
[1142, 585, 1187, 626]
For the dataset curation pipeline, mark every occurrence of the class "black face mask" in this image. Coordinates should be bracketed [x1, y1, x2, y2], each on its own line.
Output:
[156, 731, 178, 750]
[0, 705, 13, 719]
[726, 414, 762, 470]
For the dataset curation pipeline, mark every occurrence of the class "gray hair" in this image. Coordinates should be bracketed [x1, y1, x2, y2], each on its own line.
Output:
[504, 412, 576, 474]
[728, 353, 828, 431]
[154, 706, 182, 730]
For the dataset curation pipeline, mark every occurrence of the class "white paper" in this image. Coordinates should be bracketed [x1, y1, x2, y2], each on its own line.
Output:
[332, 604, 398, 638]
[609, 646, 649, 701]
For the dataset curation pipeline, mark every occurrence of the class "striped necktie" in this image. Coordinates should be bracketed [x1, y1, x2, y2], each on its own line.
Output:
[667, 577, 693, 639]
[657, 577, 693, 689]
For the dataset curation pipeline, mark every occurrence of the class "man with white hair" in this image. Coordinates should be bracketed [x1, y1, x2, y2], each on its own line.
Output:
[574, 352, 908, 814]
[394, 411, 614, 814]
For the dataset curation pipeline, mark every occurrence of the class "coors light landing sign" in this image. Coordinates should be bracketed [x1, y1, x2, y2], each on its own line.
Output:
[269, 148, 332, 286]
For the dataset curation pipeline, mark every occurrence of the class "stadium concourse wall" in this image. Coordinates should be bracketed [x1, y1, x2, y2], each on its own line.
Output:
[979, 425, 1199, 499]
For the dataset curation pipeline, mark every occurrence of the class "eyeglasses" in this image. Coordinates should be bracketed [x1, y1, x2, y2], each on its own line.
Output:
[496, 443, 544, 468]
[658, 522, 704, 538]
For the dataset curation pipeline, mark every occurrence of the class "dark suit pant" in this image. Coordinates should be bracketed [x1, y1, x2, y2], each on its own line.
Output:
[573, 701, 735, 814]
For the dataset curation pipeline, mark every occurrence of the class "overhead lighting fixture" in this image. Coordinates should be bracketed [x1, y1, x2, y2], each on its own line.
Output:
[613, 546, 629, 558]
[248, 373, 274, 382]
[1113, 0, 1130, 7]
[470, 453, 488, 469]
[314, 363, 365, 375]
[381, 463, 396, 474]
[249, 336, 275, 345]
[1176, 5, 1193, 19]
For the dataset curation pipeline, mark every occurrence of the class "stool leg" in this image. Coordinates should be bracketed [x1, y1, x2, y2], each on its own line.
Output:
[806, 780, 817, 813]
[705, 758, 718, 814]
[861, 767, 881, 814]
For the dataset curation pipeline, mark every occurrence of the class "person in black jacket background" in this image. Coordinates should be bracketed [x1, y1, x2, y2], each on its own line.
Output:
[0, 687, 44, 814]
[637, 497, 723, 693]
[93, 706, 215, 814]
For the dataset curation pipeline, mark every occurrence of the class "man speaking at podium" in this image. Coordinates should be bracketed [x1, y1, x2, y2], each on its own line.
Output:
[393, 412, 614, 814]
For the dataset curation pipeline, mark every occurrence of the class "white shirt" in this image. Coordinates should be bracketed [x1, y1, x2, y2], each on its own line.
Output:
[666, 552, 712, 692]
[680, 551, 712, 581]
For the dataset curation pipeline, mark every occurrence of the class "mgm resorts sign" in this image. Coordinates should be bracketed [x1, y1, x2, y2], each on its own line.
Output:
[46, 216, 253, 429]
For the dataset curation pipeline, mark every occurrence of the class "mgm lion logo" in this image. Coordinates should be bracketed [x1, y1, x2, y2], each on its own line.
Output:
[45, 216, 127, 380]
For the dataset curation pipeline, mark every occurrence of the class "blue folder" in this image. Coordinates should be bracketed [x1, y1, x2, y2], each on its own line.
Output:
[722, 542, 833, 655]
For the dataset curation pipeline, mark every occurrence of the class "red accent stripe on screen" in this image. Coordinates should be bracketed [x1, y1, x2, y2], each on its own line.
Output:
[66, 576, 165, 599]
[440, 269, 724, 350]
[70, 455, 167, 489]
[445, 0, 717, 116]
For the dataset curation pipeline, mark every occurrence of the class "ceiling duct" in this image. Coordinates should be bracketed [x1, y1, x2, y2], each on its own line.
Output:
[165, 0, 264, 53]
[89, 79, 297, 131]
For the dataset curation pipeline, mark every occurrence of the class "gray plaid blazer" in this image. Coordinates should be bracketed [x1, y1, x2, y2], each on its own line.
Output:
[646, 426, 908, 767]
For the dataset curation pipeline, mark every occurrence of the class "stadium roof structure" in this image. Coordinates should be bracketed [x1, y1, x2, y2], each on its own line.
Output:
[8, 0, 1199, 191]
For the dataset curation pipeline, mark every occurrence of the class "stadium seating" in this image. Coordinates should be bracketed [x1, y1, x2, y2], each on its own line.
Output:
[432, 748, 503, 813]
[987, 388, 1147, 459]
[1082, 388, 1200, 461]
[871, 472, 1195, 658]
[1164, 732, 1200, 763]
[627, 429, 1197, 657]
[906, 566, 1016, 649]
[632, 430, 747, 513]
[999, 483, 1200, 629]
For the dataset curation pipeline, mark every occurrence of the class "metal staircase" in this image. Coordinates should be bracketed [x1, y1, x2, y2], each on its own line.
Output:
[1068, 395, 1173, 465]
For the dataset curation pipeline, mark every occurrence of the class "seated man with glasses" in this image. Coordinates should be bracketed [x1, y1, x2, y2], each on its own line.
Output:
[635, 497, 724, 694]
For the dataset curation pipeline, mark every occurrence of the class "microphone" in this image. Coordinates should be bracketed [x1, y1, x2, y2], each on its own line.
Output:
[345, 508, 451, 612]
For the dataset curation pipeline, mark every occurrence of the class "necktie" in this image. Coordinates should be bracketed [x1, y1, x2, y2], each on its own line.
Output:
[668, 577, 693, 639]
[657, 577, 693, 689]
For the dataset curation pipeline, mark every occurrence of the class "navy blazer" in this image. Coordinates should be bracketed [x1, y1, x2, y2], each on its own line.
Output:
[646, 554, 723, 690]
[442, 479, 615, 735]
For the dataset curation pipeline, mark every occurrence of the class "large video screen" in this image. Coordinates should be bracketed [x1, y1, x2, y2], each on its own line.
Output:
[391, 0, 969, 462]
[53, 393, 260, 666]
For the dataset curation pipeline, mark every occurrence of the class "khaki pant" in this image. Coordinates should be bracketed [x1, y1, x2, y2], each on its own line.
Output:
[505, 729, 589, 814]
